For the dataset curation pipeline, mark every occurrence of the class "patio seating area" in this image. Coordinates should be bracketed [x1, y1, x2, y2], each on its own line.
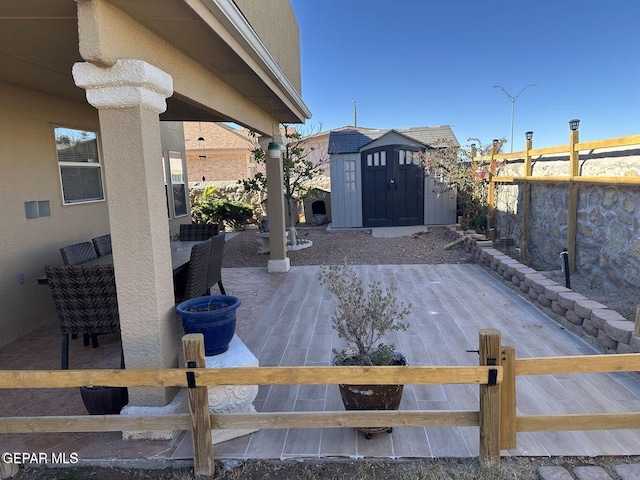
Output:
[3, 264, 640, 466]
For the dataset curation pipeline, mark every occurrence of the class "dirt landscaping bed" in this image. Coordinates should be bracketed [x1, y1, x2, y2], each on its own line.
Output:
[11, 456, 640, 479]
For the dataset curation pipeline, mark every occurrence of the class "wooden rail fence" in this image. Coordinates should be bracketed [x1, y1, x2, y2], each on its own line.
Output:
[474, 132, 640, 271]
[2, 330, 640, 477]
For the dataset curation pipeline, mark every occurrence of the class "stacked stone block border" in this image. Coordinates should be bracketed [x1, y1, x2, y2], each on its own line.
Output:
[449, 227, 638, 355]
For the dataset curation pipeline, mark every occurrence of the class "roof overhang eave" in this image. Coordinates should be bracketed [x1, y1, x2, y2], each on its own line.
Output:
[199, 0, 311, 123]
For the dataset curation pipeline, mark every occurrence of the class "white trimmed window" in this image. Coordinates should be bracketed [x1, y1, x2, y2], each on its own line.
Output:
[54, 127, 104, 205]
[345, 159, 356, 192]
[168, 151, 188, 217]
[399, 149, 416, 165]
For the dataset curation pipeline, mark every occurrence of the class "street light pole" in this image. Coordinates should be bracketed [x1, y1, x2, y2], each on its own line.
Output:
[492, 84, 537, 153]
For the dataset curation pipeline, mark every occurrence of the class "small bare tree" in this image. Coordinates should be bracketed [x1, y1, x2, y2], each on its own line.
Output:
[419, 138, 506, 234]
[239, 124, 329, 245]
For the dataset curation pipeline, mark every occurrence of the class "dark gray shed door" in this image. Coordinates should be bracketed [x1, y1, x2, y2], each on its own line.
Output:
[361, 146, 423, 227]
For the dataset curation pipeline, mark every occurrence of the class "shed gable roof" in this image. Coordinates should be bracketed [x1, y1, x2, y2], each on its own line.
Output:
[359, 130, 427, 152]
[327, 125, 458, 154]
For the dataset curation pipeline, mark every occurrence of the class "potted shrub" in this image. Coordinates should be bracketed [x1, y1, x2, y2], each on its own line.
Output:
[176, 295, 241, 356]
[80, 385, 128, 415]
[80, 354, 128, 415]
[318, 263, 411, 438]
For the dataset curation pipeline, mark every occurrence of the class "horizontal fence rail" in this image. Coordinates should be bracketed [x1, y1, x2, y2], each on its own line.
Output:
[0, 411, 482, 435]
[0, 365, 501, 389]
[0, 331, 505, 476]
[509, 353, 640, 437]
[3, 331, 640, 477]
[515, 353, 640, 376]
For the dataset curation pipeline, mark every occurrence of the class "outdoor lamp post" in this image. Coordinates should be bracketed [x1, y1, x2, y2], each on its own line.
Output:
[492, 84, 537, 153]
[567, 118, 581, 274]
[267, 141, 281, 159]
[525, 131, 533, 141]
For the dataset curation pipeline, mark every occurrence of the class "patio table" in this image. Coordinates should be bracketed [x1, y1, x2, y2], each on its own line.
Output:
[37, 240, 203, 284]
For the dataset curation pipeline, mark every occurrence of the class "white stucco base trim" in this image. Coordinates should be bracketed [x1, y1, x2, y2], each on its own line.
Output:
[204, 335, 259, 444]
[121, 335, 259, 443]
[121, 390, 188, 440]
[268, 257, 290, 273]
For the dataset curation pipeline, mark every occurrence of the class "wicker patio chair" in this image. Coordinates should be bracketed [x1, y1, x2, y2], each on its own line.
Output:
[179, 223, 220, 241]
[92, 234, 112, 257]
[207, 232, 226, 295]
[44, 264, 121, 369]
[60, 241, 98, 266]
[174, 237, 213, 303]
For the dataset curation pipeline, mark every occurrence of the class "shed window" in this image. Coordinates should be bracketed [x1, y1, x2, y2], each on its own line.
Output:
[345, 159, 356, 192]
[399, 149, 416, 165]
[55, 127, 104, 205]
[366, 150, 386, 168]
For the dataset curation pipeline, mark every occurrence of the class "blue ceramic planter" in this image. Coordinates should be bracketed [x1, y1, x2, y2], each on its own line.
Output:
[176, 295, 241, 356]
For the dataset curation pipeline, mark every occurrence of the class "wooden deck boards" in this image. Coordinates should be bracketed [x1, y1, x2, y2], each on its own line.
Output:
[4, 263, 640, 462]
[215, 264, 640, 460]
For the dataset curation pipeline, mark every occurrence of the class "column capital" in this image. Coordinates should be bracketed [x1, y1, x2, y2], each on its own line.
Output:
[73, 59, 173, 113]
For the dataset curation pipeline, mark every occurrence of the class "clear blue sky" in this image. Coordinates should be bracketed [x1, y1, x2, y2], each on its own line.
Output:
[290, 0, 640, 151]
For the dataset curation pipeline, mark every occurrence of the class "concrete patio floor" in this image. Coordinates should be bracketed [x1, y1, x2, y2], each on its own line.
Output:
[3, 264, 640, 467]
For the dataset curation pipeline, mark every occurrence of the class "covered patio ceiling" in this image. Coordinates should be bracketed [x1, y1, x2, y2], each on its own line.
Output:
[0, 0, 304, 125]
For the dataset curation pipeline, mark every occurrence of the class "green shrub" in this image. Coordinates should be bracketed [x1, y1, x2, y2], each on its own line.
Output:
[199, 199, 253, 230]
[189, 186, 219, 225]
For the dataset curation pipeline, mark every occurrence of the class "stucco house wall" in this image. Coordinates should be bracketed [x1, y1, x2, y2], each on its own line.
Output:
[0, 82, 109, 346]
[233, 0, 302, 93]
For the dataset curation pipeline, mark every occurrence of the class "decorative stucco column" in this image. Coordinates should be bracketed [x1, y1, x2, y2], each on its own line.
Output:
[262, 137, 290, 273]
[73, 59, 178, 406]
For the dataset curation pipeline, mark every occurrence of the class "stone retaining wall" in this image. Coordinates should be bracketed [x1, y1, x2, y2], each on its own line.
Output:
[456, 229, 639, 355]
[492, 149, 640, 290]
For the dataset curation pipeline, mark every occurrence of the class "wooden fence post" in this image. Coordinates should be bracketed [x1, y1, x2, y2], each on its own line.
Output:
[567, 124, 580, 273]
[500, 346, 516, 450]
[479, 329, 501, 466]
[521, 135, 533, 260]
[182, 334, 214, 477]
[487, 141, 498, 229]
[0, 461, 19, 479]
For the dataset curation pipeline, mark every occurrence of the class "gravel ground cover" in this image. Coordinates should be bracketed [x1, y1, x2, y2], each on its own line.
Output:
[222, 225, 473, 268]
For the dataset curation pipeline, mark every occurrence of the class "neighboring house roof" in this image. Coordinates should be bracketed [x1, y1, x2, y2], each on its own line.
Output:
[327, 125, 458, 154]
[398, 125, 459, 148]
